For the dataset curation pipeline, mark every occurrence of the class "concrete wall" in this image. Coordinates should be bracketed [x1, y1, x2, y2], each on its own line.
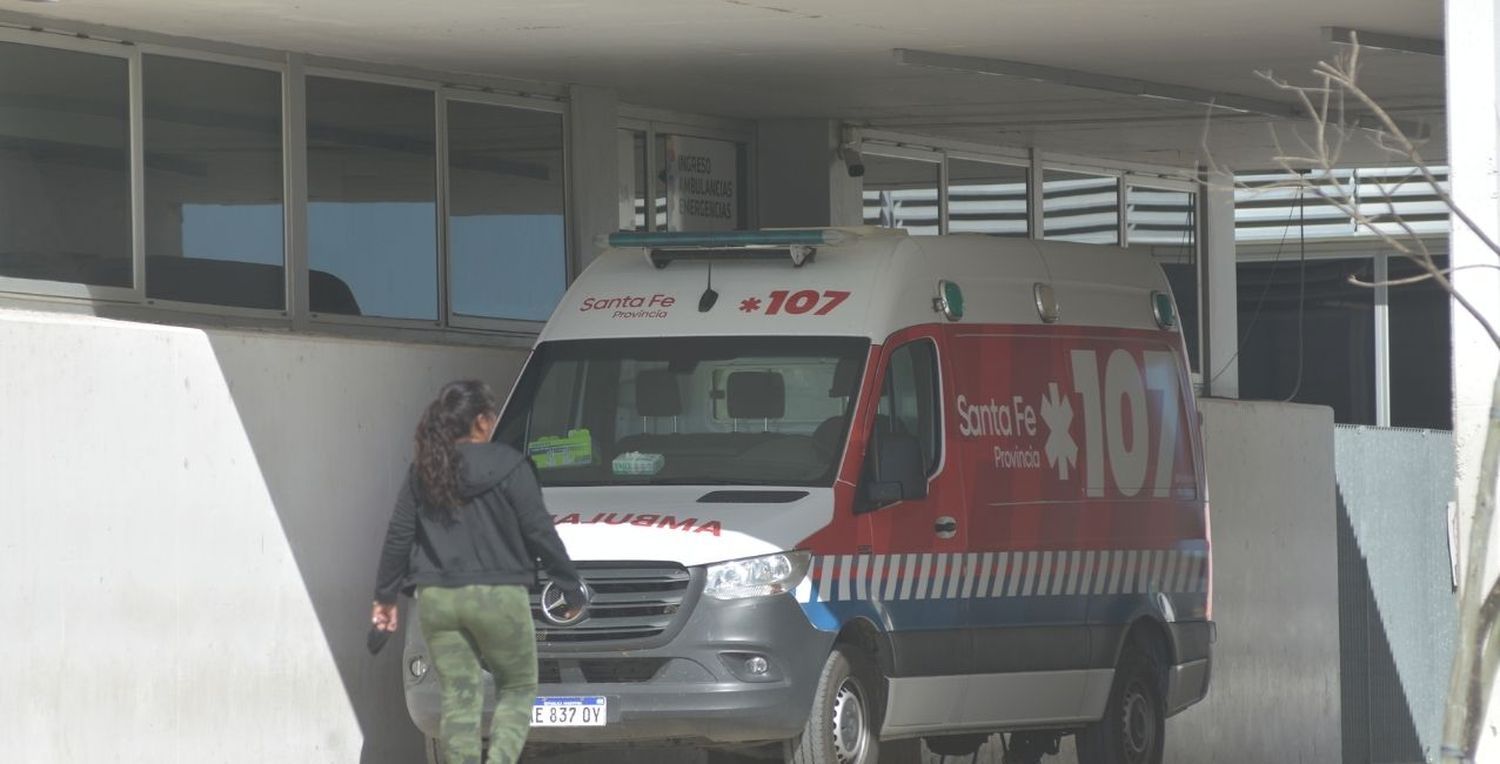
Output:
[0, 304, 1346, 763]
[1164, 399, 1341, 763]
[756, 119, 864, 229]
[0, 307, 525, 763]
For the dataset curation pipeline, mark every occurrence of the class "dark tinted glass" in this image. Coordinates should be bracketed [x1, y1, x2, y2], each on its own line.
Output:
[1389, 256, 1451, 429]
[307, 76, 436, 319]
[144, 55, 284, 309]
[0, 43, 130, 287]
[1237, 257, 1375, 423]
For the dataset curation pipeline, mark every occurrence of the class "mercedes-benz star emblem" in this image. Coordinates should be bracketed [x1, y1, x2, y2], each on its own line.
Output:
[539, 582, 589, 627]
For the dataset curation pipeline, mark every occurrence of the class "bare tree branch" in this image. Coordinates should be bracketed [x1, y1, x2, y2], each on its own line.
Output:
[1206, 36, 1500, 761]
[1348, 264, 1500, 290]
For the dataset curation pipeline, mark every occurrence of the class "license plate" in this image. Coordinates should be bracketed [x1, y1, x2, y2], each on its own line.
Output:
[532, 696, 607, 727]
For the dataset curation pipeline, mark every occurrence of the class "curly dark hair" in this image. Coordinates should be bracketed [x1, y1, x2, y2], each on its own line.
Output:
[414, 380, 498, 515]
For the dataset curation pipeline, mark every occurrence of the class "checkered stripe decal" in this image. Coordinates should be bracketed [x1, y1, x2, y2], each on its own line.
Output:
[794, 550, 1208, 604]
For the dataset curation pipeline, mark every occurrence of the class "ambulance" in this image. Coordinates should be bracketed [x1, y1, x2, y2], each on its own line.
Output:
[403, 228, 1213, 764]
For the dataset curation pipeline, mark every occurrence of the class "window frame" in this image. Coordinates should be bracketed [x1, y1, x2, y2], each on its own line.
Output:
[0, 25, 577, 344]
[859, 144, 945, 234]
[1040, 162, 1125, 246]
[944, 153, 1032, 238]
[0, 27, 142, 305]
[301, 67, 444, 330]
[875, 336, 945, 479]
[618, 107, 757, 233]
[136, 46, 291, 318]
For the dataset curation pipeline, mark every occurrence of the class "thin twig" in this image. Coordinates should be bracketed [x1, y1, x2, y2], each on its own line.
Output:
[1348, 264, 1500, 289]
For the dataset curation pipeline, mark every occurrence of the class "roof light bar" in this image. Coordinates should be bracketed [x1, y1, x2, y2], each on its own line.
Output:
[602, 229, 849, 250]
[648, 246, 815, 269]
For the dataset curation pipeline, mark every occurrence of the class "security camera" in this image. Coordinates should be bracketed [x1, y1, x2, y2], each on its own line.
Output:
[839, 143, 865, 178]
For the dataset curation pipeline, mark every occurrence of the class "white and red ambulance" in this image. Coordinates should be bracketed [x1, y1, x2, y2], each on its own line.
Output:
[403, 228, 1213, 764]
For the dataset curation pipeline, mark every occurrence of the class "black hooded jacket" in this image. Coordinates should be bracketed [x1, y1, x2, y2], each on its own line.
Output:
[373, 442, 583, 605]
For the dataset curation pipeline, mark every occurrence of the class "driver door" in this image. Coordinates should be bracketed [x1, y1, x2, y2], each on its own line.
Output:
[855, 331, 971, 735]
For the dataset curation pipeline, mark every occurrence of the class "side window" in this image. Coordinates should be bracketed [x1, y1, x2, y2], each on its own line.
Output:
[879, 340, 941, 474]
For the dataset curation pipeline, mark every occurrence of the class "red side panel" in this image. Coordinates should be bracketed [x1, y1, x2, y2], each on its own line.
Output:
[945, 325, 1205, 554]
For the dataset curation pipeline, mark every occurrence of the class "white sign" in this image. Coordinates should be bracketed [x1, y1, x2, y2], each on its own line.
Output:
[666, 135, 739, 231]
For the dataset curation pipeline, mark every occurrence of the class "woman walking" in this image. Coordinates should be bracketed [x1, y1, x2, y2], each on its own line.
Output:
[372, 380, 586, 764]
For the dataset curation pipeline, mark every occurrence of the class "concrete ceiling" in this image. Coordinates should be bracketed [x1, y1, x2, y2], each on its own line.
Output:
[1, 0, 1447, 168]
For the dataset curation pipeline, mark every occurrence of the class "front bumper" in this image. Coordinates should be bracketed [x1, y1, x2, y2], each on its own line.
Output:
[1165, 621, 1214, 715]
[403, 589, 834, 745]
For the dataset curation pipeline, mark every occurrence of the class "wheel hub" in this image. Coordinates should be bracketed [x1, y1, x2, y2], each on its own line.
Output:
[830, 677, 870, 763]
[1120, 679, 1157, 762]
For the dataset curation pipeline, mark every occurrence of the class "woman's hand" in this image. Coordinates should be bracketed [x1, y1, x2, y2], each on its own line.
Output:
[372, 601, 400, 632]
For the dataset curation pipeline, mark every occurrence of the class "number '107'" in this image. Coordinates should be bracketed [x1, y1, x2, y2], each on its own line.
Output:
[766, 290, 850, 315]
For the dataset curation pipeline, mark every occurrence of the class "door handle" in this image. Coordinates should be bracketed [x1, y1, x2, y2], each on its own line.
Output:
[934, 516, 959, 539]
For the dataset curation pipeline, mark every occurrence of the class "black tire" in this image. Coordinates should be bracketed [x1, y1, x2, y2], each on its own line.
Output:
[785, 647, 886, 764]
[1076, 641, 1167, 764]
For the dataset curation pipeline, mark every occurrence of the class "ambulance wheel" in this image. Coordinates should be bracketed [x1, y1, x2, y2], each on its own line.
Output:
[786, 647, 885, 764]
[1076, 640, 1166, 764]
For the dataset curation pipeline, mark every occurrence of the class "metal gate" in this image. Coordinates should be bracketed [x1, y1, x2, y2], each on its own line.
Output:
[1334, 426, 1455, 764]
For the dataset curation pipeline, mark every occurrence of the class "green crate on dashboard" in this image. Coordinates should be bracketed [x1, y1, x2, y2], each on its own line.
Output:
[528, 429, 594, 469]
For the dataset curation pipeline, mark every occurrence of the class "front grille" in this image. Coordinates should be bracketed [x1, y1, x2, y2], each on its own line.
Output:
[532, 563, 694, 644]
[537, 658, 669, 684]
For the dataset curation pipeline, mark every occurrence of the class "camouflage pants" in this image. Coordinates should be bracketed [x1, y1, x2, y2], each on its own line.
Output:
[418, 584, 538, 764]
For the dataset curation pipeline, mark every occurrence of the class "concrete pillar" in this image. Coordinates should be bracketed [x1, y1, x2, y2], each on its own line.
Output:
[756, 119, 863, 228]
[568, 85, 619, 273]
[1201, 169, 1240, 398]
[1446, 0, 1500, 758]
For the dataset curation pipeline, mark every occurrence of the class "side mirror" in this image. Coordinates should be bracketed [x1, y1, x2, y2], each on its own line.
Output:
[865, 432, 928, 507]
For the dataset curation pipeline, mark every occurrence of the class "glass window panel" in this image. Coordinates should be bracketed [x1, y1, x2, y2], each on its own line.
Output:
[659, 134, 747, 231]
[1389, 255, 1452, 430]
[653, 133, 669, 230]
[496, 337, 870, 487]
[618, 129, 646, 232]
[1236, 257, 1375, 424]
[143, 55, 283, 310]
[1129, 187, 1200, 371]
[946, 160, 1028, 237]
[0, 42, 131, 287]
[307, 76, 436, 319]
[862, 154, 940, 235]
[1044, 169, 1119, 245]
[880, 341, 941, 474]
[447, 100, 566, 323]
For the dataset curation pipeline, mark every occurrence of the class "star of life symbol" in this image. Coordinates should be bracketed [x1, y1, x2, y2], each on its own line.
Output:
[1040, 382, 1077, 480]
[739, 297, 762, 313]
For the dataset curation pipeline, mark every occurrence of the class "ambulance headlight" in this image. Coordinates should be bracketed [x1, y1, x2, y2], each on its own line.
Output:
[703, 551, 812, 600]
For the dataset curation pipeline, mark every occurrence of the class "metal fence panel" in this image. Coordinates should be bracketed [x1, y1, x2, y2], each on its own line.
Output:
[1334, 425, 1455, 764]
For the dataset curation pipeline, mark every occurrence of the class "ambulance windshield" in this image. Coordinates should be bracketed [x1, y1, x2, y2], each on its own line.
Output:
[497, 336, 869, 487]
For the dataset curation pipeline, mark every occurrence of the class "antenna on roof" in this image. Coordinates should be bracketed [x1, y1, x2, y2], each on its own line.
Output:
[699, 263, 719, 313]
